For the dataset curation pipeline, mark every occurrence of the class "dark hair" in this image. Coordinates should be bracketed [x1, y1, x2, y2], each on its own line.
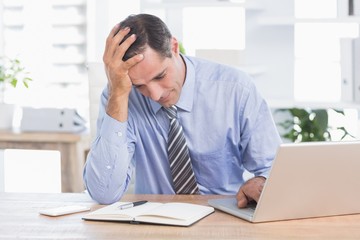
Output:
[118, 14, 173, 61]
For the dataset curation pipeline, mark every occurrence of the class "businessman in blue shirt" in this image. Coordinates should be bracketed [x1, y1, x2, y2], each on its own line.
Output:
[83, 14, 282, 207]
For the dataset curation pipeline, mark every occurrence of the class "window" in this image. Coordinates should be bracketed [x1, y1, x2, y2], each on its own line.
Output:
[140, 0, 246, 70]
[182, 7, 245, 55]
[2, 149, 61, 193]
[294, 0, 359, 103]
[1, 0, 88, 117]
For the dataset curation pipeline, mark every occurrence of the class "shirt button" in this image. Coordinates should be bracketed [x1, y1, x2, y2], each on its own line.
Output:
[116, 131, 123, 137]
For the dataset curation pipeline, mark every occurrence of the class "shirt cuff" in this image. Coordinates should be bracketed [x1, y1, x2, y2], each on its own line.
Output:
[100, 113, 128, 146]
[256, 169, 271, 179]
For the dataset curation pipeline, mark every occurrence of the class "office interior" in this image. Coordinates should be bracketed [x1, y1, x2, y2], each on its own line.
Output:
[0, 0, 359, 193]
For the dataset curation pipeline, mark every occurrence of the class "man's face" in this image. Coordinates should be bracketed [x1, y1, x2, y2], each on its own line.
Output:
[128, 41, 185, 108]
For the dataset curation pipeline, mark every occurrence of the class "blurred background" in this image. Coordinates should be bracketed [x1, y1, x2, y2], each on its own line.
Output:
[0, 0, 359, 193]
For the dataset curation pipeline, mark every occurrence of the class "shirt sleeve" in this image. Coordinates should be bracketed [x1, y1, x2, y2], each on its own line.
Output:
[83, 88, 135, 204]
[240, 82, 282, 178]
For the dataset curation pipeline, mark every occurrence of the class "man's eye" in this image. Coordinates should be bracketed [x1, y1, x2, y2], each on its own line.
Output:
[154, 74, 165, 80]
[133, 84, 143, 88]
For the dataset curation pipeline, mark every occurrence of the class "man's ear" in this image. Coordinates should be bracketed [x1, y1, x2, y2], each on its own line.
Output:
[171, 37, 179, 56]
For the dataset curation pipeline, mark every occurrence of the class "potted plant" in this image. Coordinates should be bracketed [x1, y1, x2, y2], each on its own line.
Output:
[275, 108, 355, 143]
[0, 56, 32, 129]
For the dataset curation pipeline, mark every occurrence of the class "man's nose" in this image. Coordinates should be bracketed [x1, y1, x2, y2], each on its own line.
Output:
[148, 83, 162, 102]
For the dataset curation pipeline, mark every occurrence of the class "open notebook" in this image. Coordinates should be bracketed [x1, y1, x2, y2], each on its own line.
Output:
[83, 201, 214, 227]
[209, 141, 360, 223]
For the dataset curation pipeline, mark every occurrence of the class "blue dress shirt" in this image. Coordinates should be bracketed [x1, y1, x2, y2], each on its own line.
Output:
[83, 55, 282, 204]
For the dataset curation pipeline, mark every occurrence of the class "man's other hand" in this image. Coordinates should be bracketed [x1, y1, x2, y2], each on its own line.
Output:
[236, 176, 265, 208]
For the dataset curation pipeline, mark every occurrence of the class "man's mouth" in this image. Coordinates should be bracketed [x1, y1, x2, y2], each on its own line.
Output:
[159, 91, 171, 103]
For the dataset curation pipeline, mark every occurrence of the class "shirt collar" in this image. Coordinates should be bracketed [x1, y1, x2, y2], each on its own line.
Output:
[150, 54, 195, 114]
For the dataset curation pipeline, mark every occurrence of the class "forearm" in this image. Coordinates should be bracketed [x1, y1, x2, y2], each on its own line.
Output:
[106, 90, 130, 122]
[83, 116, 134, 204]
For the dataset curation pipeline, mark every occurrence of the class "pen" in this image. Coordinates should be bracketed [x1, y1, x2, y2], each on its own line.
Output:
[118, 200, 148, 210]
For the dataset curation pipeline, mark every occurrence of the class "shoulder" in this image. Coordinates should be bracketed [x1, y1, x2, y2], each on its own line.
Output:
[185, 55, 253, 87]
[184, 55, 256, 98]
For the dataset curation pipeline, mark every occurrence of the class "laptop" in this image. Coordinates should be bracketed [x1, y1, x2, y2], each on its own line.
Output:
[208, 141, 360, 223]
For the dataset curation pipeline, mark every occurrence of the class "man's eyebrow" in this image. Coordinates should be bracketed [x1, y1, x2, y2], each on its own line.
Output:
[152, 69, 166, 80]
[132, 69, 167, 88]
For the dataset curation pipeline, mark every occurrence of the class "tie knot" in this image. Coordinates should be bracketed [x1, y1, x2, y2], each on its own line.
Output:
[164, 105, 177, 119]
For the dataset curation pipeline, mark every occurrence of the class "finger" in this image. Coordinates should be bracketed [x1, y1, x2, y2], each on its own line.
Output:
[251, 192, 261, 203]
[113, 33, 137, 63]
[237, 197, 248, 208]
[109, 23, 121, 39]
[104, 25, 130, 62]
[124, 53, 144, 69]
[104, 24, 121, 60]
[252, 185, 264, 202]
[252, 177, 265, 202]
[236, 190, 249, 208]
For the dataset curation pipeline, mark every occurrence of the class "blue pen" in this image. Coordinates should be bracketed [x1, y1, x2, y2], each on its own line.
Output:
[118, 200, 148, 210]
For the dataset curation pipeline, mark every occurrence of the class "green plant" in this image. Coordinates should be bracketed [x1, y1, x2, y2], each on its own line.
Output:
[179, 41, 186, 55]
[276, 108, 355, 143]
[0, 57, 32, 102]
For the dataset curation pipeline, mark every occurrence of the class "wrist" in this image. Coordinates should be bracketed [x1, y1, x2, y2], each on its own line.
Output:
[106, 93, 129, 122]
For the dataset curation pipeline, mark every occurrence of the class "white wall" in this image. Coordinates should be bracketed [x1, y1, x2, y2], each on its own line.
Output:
[86, 0, 140, 63]
[0, 150, 4, 192]
[85, 0, 360, 139]
[245, 0, 294, 102]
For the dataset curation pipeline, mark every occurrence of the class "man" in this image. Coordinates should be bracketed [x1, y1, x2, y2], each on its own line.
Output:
[83, 14, 282, 207]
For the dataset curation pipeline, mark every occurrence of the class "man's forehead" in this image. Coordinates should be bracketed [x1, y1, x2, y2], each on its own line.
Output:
[129, 56, 168, 84]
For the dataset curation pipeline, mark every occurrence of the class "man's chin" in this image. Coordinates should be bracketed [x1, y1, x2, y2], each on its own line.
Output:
[159, 102, 173, 108]
[158, 97, 176, 108]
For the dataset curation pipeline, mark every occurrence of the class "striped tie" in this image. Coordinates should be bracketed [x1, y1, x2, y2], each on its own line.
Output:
[164, 106, 199, 194]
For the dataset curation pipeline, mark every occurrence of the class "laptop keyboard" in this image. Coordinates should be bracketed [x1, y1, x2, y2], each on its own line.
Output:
[247, 202, 257, 210]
